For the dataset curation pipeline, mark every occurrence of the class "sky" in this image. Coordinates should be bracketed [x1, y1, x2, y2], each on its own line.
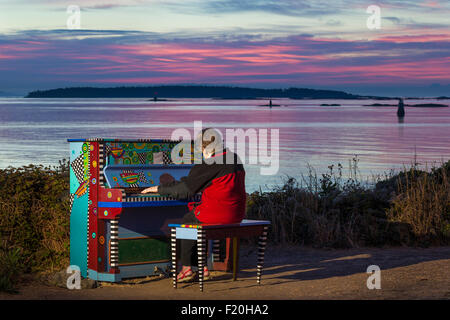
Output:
[0, 0, 449, 96]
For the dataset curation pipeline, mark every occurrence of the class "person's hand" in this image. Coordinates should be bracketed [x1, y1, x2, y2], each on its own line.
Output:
[141, 186, 159, 194]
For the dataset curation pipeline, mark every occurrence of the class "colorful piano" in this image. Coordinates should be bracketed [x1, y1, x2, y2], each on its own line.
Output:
[68, 138, 200, 282]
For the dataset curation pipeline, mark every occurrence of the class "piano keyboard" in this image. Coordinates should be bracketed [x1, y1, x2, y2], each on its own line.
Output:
[124, 193, 201, 203]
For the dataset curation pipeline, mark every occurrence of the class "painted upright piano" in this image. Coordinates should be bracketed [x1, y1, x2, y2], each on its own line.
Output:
[68, 138, 199, 282]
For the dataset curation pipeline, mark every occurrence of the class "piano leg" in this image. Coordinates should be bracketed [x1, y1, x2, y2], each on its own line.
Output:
[110, 219, 120, 274]
[256, 226, 269, 285]
[171, 227, 177, 289]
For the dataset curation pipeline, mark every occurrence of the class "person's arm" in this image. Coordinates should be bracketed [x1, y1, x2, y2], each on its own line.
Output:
[140, 178, 189, 197]
[157, 164, 219, 199]
[141, 186, 158, 193]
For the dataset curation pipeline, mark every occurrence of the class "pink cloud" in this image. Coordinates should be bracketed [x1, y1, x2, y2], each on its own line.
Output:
[77, 37, 450, 84]
[2, 30, 449, 87]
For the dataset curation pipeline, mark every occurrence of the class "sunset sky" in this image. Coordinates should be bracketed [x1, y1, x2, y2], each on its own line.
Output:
[0, 0, 449, 96]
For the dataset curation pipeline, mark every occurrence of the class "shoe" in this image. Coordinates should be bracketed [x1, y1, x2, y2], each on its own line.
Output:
[177, 267, 196, 283]
[203, 266, 211, 280]
[194, 266, 211, 281]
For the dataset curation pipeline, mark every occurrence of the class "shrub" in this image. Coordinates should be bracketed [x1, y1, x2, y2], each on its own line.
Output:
[246, 160, 450, 248]
[0, 160, 70, 286]
[0, 245, 23, 293]
[387, 163, 450, 245]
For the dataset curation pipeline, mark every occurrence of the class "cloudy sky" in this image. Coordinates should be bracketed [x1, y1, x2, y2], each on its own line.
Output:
[0, 0, 449, 96]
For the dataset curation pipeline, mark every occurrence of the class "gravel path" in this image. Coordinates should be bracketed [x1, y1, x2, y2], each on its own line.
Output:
[2, 245, 449, 300]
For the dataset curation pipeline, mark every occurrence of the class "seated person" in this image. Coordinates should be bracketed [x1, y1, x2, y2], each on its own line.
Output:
[142, 128, 246, 282]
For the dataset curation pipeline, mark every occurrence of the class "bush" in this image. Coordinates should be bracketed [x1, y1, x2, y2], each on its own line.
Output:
[0, 160, 70, 292]
[387, 163, 450, 245]
[246, 160, 450, 248]
[0, 246, 23, 293]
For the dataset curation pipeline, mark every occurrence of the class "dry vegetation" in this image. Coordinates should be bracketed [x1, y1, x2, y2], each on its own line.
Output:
[1, 158, 449, 292]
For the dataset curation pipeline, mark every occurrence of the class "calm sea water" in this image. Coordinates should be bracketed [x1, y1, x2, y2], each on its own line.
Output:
[0, 97, 449, 192]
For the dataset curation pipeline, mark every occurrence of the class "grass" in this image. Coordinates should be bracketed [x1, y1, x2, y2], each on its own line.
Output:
[246, 158, 450, 248]
[0, 158, 449, 292]
[0, 247, 23, 293]
[386, 162, 450, 243]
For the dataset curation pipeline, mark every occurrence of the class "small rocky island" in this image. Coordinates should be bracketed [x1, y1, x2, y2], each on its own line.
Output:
[364, 103, 448, 108]
[408, 103, 448, 108]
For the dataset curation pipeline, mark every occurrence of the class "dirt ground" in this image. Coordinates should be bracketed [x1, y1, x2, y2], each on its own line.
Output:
[2, 245, 450, 300]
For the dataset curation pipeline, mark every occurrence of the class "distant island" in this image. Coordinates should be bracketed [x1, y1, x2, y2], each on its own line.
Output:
[408, 103, 448, 108]
[364, 103, 448, 108]
[25, 85, 386, 99]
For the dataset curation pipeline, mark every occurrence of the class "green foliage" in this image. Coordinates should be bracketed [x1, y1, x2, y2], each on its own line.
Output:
[0, 246, 23, 293]
[0, 160, 70, 292]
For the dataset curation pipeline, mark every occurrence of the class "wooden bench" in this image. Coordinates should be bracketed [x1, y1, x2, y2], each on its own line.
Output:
[168, 219, 270, 292]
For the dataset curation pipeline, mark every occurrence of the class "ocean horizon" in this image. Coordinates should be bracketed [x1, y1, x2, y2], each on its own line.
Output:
[1, 97, 449, 192]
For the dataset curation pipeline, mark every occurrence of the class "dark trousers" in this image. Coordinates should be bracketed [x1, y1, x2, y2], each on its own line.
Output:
[179, 210, 201, 266]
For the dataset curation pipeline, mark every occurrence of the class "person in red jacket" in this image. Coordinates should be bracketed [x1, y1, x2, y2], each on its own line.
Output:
[141, 128, 246, 282]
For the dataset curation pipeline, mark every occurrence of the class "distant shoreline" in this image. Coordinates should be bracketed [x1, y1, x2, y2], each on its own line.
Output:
[25, 85, 392, 100]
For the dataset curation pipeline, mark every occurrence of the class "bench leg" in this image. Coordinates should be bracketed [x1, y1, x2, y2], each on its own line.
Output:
[197, 229, 206, 292]
[212, 238, 236, 272]
[256, 226, 268, 285]
[232, 237, 240, 281]
[170, 227, 177, 289]
[212, 239, 221, 264]
[224, 238, 232, 271]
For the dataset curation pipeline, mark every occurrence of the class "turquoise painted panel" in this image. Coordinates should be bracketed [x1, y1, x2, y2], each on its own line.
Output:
[69, 141, 89, 278]
[70, 191, 89, 278]
[70, 142, 83, 162]
[88, 269, 121, 282]
[69, 167, 79, 194]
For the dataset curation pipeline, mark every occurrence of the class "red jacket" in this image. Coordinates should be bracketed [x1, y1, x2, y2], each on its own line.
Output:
[158, 149, 246, 224]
